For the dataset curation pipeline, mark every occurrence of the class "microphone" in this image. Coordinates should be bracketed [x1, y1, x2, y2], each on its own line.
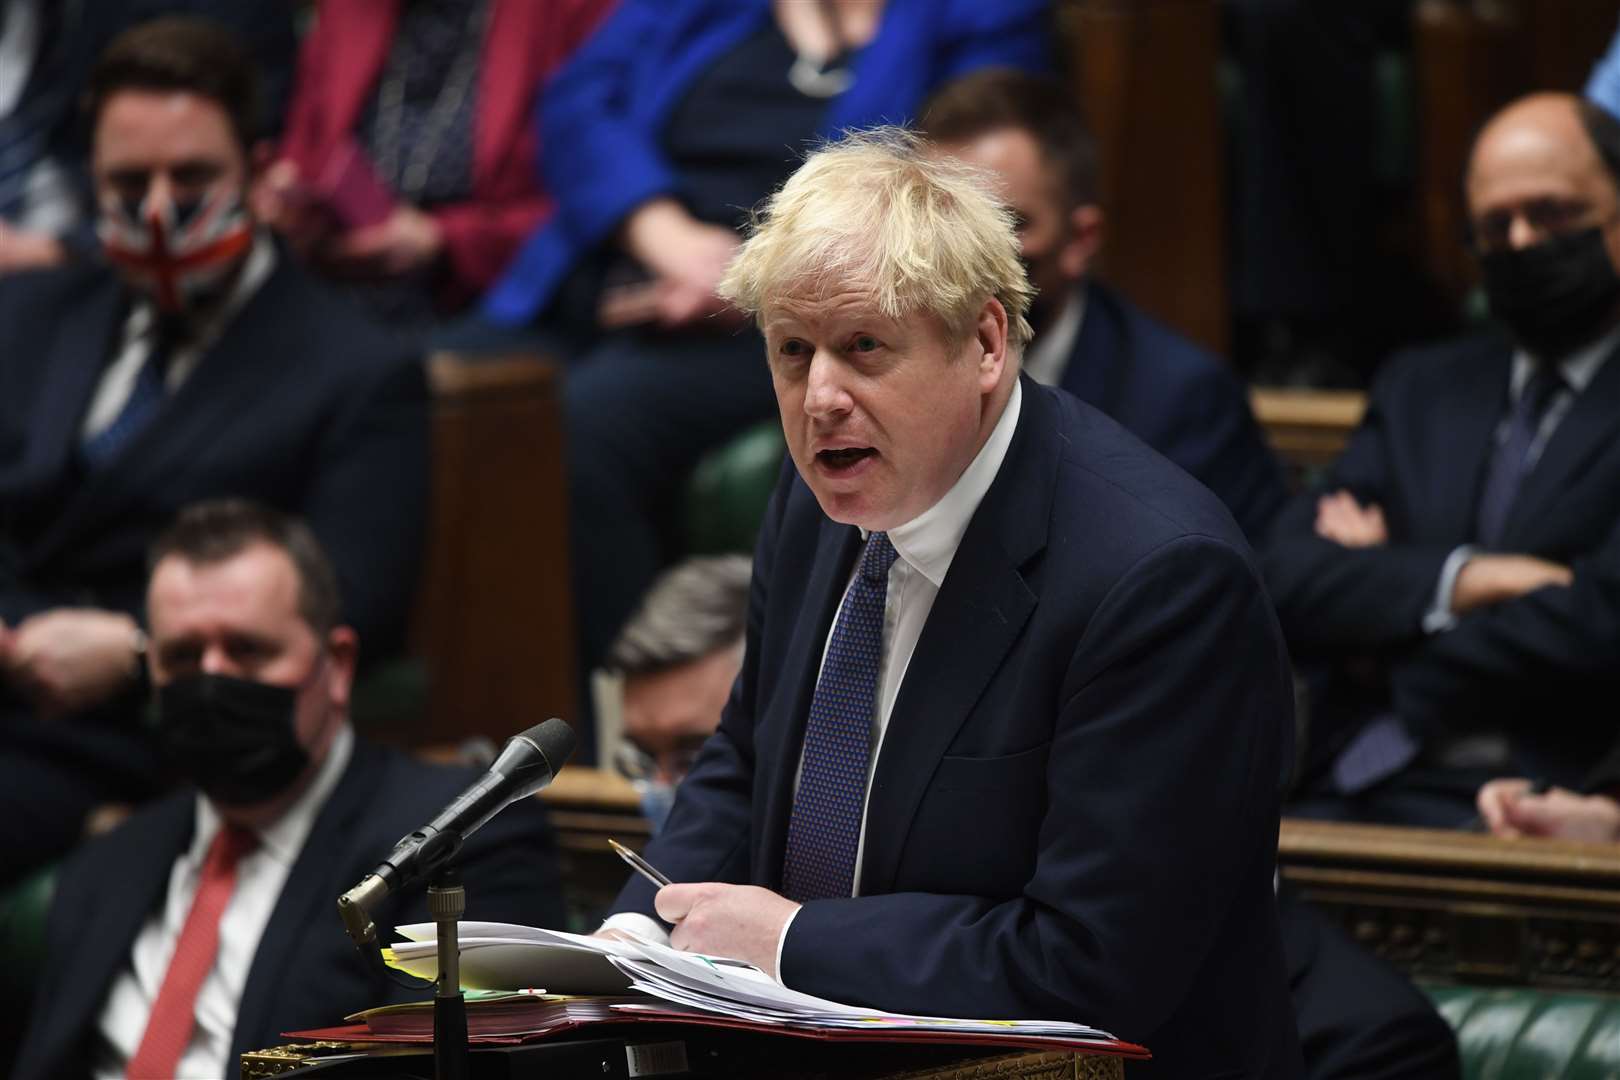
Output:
[339, 717, 576, 948]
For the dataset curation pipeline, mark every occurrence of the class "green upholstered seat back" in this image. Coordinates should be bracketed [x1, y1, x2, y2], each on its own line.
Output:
[1423, 984, 1620, 1079]
[684, 420, 786, 557]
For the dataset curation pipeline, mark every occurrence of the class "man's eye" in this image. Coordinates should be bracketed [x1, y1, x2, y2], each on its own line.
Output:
[780, 339, 809, 357]
[852, 335, 879, 352]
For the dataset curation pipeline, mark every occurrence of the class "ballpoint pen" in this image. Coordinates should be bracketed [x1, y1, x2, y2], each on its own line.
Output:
[610, 837, 673, 888]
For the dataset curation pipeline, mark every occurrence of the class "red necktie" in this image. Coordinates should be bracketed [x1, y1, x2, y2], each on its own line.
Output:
[126, 823, 258, 1080]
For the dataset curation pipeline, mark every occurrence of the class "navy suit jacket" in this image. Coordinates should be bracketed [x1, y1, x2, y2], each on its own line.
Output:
[1059, 282, 1287, 543]
[13, 739, 566, 1079]
[614, 378, 1302, 1077]
[1262, 332, 1620, 787]
[0, 256, 427, 655]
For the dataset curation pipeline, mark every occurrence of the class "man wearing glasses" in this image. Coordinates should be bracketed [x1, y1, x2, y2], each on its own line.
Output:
[1263, 92, 1620, 828]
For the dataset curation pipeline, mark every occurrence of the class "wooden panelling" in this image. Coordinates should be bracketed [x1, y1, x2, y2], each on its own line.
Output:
[1058, 0, 1229, 355]
[411, 354, 578, 747]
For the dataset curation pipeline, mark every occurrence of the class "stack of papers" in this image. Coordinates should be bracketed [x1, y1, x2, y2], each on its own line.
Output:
[350, 990, 646, 1038]
[383, 921, 1125, 1050]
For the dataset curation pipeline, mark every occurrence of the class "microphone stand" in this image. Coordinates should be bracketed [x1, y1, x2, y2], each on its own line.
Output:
[429, 866, 470, 1080]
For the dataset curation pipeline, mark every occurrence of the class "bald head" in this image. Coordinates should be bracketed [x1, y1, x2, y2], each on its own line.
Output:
[1467, 93, 1620, 253]
[1466, 92, 1620, 359]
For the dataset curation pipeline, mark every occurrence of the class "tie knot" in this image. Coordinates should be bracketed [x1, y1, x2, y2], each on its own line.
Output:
[858, 531, 899, 583]
[206, 824, 258, 873]
[1523, 366, 1567, 417]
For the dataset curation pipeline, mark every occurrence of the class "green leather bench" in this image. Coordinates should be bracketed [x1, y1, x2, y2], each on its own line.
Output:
[1425, 984, 1620, 1079]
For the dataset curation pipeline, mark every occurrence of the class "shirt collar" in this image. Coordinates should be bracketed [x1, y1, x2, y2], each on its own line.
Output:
[874, 378, 1023, 588]
[191, 722, 355, 868]
[1021, 285, 1087, 388]
[131, 230, 277, 351]
[1510, 319, 1620, 399]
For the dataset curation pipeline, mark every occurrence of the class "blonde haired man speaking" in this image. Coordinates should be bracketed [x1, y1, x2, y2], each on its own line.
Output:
[602, 129, 1302, 1078]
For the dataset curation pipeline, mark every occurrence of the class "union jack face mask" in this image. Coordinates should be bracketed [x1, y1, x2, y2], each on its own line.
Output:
[98, 183, 254, 314]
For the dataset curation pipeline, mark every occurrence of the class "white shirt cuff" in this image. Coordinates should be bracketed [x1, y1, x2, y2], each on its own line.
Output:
[1422, 545, 1477, 634]
[599, 911, 670, 945]
[772, 904, 802, 985]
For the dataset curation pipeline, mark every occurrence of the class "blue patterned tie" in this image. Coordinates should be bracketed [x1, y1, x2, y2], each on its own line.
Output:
[81, 325, 174, 470]
[1475, 367, 1564, 548]
[781, 531, 898, 902]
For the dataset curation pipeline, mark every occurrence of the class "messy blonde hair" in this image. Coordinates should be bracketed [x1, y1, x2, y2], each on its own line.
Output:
[718, 127, 1035, 353]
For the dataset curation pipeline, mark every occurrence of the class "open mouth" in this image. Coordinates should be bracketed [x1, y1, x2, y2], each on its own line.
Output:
[817, 447, 876, 472]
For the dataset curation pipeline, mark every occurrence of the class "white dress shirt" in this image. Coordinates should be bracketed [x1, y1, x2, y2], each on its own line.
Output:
[606, 381, 1026, 978]
[93, 724, 354, 1080]
[81, 233, 277, 440]
[1422, 325, 1619, 633]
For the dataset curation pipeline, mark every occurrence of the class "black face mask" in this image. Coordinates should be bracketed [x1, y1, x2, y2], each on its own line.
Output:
[1480, 227, 1620, 360]
[156, 673, 310, 807]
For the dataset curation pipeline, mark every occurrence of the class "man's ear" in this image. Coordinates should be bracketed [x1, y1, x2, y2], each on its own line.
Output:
[1060, 204, 1105, 281]
[975, 297, 1010, 391]
[324, 625, 359, 711]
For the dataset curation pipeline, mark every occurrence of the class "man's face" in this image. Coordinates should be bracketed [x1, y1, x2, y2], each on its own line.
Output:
[1467, 100, 1620, 268]
[147, 543, 353, 771]
[622, 643, 743, 784]
[92, 90, 253, 309]
[763, 284, 1008, 531]
[938, 127, 1099, 332]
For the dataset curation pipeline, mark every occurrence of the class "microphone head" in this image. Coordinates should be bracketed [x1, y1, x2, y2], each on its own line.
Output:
[525, 717, 577, 773]
[490, 718, 577, 799]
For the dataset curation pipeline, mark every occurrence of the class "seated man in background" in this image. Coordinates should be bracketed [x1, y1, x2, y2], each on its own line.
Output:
[0, 0, 297, 275]
[1264, 93, 1620, 827]
[0, 17, 429, 885]
[604, 128, 1302, 1077]
[920, 68, 1288, 543]
[599, 554, 751, 830]
[13, 500, 565, 1080]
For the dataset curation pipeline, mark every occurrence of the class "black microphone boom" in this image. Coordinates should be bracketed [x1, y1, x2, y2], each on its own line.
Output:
[339, 717, 576, 948]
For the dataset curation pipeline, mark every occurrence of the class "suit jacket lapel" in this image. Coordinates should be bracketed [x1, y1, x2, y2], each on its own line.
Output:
[858, 379, 1051, 897]
[31, 262, 300, 563]
[232, 743, 384, 1062]
[54, 797, 193, 1065]
[1426, 343, 1510, 544]
[1504, 340, 1620, 545]
[754, 521, 860, 889]
[1060, 285, 1122, 412]
[14, 275, 123, 494]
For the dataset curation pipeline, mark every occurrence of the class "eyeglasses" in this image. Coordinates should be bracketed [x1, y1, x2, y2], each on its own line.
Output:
[1466, 198, 1610, 253]
[612, 740, 704, 785]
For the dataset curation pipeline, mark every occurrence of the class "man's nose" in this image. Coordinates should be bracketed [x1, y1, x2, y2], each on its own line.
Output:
[143, 173, 175, 218]
[1507, 212, 1542, 251]
[802, 351, 851, 418]
[199, 646, 235, 676]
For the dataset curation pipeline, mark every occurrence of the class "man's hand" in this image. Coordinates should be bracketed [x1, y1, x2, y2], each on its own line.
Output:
[654, 882, 801, 978]
[0, 220, 66, 274]
[1, 608, 142, 717]
[1314, 490, 1388, 548]
[1478, 778, 1620, 843]
[1451, 554, 1573, 616]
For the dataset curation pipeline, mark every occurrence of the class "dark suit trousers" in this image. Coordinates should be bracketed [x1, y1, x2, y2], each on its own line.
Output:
[564, 326, 775, 736]
[1283, 892, 1460, 1079]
